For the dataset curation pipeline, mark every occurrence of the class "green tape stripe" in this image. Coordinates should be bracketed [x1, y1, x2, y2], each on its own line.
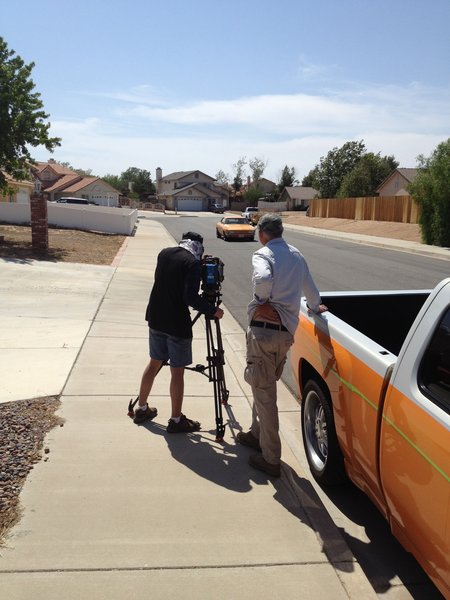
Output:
[333, 369, 379, 412]
[305, 341, 450, 483]
[305, 340, 380, 411]
[382, 414, 450, 483]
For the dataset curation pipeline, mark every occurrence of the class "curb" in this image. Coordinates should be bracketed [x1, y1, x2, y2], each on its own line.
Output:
[283, 224, 450, 260]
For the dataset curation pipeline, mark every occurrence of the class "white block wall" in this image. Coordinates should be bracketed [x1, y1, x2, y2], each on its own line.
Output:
[0, 203, 138, 236]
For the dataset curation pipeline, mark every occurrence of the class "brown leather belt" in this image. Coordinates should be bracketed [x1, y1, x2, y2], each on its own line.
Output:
[250, 320, 288, 332]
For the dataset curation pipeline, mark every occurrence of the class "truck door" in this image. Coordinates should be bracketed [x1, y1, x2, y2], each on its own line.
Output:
[380, 299, 450, 594]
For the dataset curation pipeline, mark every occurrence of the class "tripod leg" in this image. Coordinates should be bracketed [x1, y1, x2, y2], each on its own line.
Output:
[205, 317, 226, 441]
[214, 318, 229, 404]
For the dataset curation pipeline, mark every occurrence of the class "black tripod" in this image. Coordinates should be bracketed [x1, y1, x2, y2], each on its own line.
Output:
[187, 255, 228, 440]
[190, 306, 229, 441]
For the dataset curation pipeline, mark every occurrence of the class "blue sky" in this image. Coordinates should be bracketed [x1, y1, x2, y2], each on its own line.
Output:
[3, 0, 449, 183]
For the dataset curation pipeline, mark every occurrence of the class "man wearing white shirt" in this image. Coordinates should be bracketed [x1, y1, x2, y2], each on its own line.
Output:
[238, 213, 327, 477]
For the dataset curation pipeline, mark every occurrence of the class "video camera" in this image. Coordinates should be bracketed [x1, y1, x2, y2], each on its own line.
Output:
[200, 255, 224, 303]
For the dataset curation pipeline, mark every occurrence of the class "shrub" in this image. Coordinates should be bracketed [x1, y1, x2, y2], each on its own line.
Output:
[409, 139, 450, 247]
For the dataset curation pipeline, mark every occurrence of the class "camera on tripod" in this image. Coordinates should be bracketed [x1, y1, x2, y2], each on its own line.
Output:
[201, 255, 224, 303]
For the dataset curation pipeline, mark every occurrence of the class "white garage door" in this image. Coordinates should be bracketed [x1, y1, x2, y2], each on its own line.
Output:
[16, 189, 30, 204]
[177, 198, 203, 211]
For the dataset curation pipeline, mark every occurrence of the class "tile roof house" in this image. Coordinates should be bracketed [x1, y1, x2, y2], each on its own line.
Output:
[156, 168, 229, 211]
[32, 160, 120, 206]
[376, 168, 418, 197]
[278, 186, 318, 210]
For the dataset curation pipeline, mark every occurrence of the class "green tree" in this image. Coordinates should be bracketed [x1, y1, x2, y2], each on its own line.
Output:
[278, 165, 298, 192]
[102, 173, 122, 191]
[248, 156, 267, 183]
[243, 186, 262, 204]
[0, 37, 60, 190]
[409, 138, 450, 247]
[60, 161, 94, 177]
[338, 153, 398, 197]
[232, 156, 247, 194]
[120, 167, 155, 198]
[302, 167, 318, 188]
[303, 140, 366, 198]
[214, 170, 229, 184]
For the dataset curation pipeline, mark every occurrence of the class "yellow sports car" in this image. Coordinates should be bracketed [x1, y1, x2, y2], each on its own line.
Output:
[216, 217, 255, 241]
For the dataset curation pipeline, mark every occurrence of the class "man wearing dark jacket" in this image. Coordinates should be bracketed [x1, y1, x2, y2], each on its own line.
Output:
[133, 231, 223, 432]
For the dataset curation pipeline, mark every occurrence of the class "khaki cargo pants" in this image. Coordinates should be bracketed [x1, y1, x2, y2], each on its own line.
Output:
[244, 326, 294, 465]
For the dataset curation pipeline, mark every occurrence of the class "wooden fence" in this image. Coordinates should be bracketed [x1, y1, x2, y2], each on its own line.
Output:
[308, 195, 420, 224]
[229, 200, 287, 212]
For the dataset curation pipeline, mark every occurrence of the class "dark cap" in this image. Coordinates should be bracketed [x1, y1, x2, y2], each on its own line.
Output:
[182, 231, 204, 244]
[258, 213, 283, 235]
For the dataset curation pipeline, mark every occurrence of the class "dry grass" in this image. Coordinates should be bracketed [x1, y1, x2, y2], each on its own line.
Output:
[281, 212, 423, 243]
[0, 224, 126, 265]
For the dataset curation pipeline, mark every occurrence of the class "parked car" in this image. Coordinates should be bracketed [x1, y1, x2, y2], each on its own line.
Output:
[241, 206, 259, 221]
[216, 217, 255, 241]
[291, 279, 450, 598]
[56, 197, 97, 205]
[211, 204, 225, 214]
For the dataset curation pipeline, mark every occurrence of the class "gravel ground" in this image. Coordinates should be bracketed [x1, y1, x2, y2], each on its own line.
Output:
[0, 397, 64, 545]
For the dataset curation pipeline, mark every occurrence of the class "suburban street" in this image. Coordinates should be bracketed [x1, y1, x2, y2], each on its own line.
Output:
[144, 213, 448, 598]
[2, 2, 448, 597]
[145, 214, 449, 323]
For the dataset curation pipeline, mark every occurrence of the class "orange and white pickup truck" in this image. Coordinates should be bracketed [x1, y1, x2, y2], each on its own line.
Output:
[291, 278, 450, 598]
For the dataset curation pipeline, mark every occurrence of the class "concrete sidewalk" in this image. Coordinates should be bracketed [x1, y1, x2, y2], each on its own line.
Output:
[1, 219, 377, 599]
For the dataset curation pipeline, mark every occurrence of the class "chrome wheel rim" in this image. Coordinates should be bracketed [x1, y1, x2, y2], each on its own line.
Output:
[304, 390, 328, 472]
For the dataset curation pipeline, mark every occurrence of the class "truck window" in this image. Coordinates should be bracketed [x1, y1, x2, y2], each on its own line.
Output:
[419, 307, 450, 413]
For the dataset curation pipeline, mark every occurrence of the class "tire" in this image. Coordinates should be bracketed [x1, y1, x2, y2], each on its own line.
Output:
[216, 229, 221, 238]
[301, 380, 347, 485]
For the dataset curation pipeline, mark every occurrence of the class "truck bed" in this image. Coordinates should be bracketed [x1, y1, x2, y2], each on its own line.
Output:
[321, 290, 430, 356]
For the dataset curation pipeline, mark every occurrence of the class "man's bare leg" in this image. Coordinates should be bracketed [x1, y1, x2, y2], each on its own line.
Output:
[137, 358, 163, 408]
[169, 366, 185, 418]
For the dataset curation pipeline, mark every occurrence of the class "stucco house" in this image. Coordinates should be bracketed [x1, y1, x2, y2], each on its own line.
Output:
[278, 186, 317, 210]
[376, 168, 418, 197]
[0, 172, 34, 204]
[245, 177, 277, 196]
[32, 160, 120, 206]
[156, 168, 229, 211]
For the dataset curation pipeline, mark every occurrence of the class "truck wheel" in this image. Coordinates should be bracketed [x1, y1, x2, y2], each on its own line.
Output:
[301, 380, 347, 485]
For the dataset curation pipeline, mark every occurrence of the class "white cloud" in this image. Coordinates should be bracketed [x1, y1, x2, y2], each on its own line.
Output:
[112, 83, 449, 137]
[118, 94, 371, 135]
[84, 85, 169, 107]
[35, 83, 449, 181]
[296, 55, 334, 80]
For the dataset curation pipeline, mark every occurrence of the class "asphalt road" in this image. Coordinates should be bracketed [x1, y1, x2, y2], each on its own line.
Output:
[142, 213, 447, 598]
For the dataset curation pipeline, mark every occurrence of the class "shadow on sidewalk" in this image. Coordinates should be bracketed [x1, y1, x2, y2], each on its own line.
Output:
[136, 414, 357, 578]
[140, 417, 256, 493]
